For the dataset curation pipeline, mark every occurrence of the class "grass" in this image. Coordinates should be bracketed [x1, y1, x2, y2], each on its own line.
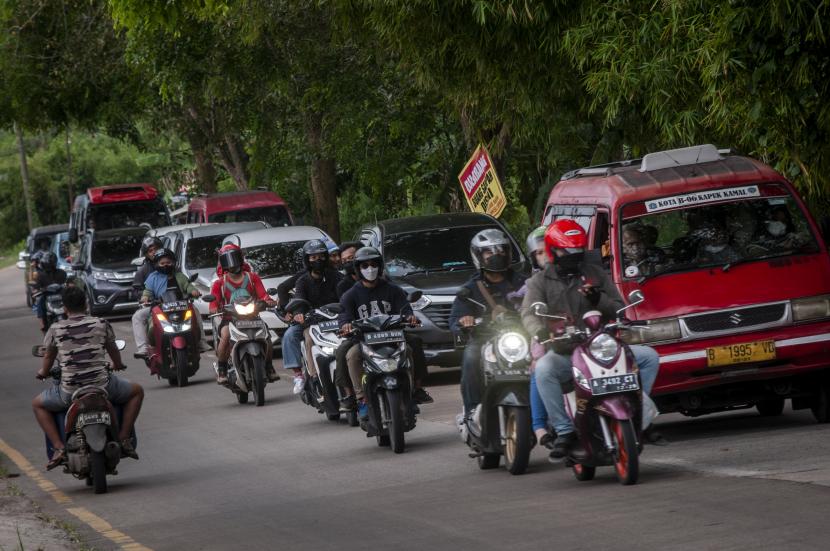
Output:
[0, 239, 25, 269]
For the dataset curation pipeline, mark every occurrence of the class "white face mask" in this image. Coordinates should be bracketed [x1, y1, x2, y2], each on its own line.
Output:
[361, 267, 379, 281]
[767, 220, 787, 237]
[705, 244, 727, 254]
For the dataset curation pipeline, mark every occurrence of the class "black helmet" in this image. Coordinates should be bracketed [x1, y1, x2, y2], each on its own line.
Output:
[353, 247, 384, 281]
[141, 236, 163, 258]
[302, 239, 329, 271]
[470, 228, 511, 272]
[40, 252, 57, 272]
[218, 244, 244, 274]
[153, 248, 176, 266]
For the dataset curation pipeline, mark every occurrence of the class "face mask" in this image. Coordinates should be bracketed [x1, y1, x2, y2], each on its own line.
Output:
[309, 259, 327, 272]
[229, 266, 242, 275]
[361, 266, 379, 281]
[555, 252, 583, 276]
[767, 220, 787, 237]
[704, 244, 727, 254]
[157, 265, 174, 275]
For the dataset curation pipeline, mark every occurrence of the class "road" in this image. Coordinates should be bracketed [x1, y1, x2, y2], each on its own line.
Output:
[1, 265, 830, 550]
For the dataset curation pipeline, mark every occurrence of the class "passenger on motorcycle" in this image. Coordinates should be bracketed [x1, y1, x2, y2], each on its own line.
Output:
[449, 229, 526, 434]
[131, 236, 162, 356]
[521, 219, 660, 460]
[209, 244, 278, 385]
[338, 247, 433, 419]
[282, 239, 343, 394]
[32, 252, 68, 332]
[137, 248, 209, 356]
[32, 286, 144, 470]
[332, 241, 363, 405]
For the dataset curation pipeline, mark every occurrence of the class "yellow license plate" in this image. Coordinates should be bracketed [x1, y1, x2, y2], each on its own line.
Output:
[706, 340, 776, 367]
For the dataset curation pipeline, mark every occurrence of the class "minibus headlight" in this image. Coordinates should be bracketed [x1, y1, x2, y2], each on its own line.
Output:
[792, 295, 830, 322]
[622, 318, 681, 344]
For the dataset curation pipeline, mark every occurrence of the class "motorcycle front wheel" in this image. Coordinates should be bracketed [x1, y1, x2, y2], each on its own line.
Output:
[503, 407, 531, 475]
[382, 390, 406, 453]
[90, 451, 107, 494]
[251, 357, 266, 407]
[611, 419, 640, 485]
[174, 348, 189, 387]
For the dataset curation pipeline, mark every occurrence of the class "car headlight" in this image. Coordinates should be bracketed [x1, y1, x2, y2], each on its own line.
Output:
[622, 318, 681, 345]
[792, 295, 830, 322]
[410, 294, 432, 311]
[589, 333, 619, 363]
[92, 270, 116, 280]
[497, 332, 529, 363]
[573, 367, 590, 390]
[234, 302, 256, 315]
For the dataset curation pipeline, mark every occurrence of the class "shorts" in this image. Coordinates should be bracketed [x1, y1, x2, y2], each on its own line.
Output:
[38, 375, 134, 412]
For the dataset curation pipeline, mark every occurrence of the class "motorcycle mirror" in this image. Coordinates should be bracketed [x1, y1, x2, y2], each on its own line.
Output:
[114, 339, 127, 351]
[628, 289, 645, 304]
[31, 345, 46, 357]
[531, 302, 548, 315]
[201, 294, 215, 303]
[407, 290, 423, 303]
[266, 287, 278, 295]
[189, 272, 199, 283]
[131, 257, 144, 266]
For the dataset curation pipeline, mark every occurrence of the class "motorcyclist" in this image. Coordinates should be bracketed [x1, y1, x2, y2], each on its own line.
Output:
[131, 236, 162, 356]
[282, 239, 342, 395]
[31, 252, 67, 332]
[209, 244, 278, 385]
[449, 229, 526, 435]
[323, 238, 342, 269]
[32, 286, 144, 470]
[338, 247, 433, 419]
[335, 241, 362, 296]
[521, 219, 660, 460]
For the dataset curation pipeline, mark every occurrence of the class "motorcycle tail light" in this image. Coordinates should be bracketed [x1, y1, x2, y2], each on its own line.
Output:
[792, 295, 830, 322]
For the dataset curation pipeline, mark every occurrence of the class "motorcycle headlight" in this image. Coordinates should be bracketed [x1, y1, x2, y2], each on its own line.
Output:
[496, 332, 529, 363]
[573, 367, 591, 390]
[155, 312, 168, 323]
[234, 302, 256, 315]
[181, 323, 192, 331]
[410, 295, 432, 311]
[589, 333, 619, 363]
[377, 358, 398, 372]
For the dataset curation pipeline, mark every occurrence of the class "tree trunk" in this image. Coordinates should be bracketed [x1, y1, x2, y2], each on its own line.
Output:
[185, 131, 217, 193]
[305, 114, 340, 241]
[184, 104, 249, 191]
[13, 122, 34, 231]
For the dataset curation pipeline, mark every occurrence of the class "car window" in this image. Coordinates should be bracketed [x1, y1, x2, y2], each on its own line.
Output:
[383, 225, 520, 277]
[88, 199, 169, 230]
[543, 204, 596, 235]
[210, 206, 291, 227]
[91, 234, 144, 269]
[185, 235, 232, 270]
[244, 240, 306, 279]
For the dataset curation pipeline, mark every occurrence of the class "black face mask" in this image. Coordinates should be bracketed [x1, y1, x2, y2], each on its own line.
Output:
[157, 265, 174, 275]
[554, 252, 584, 277]
[309, 259, 327, 272]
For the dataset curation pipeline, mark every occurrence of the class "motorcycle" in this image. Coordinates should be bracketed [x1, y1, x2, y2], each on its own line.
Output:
[33, 339, 135, 495]
[32, 282, 66, 331]
[348, 305, 421, 454]
[135, 274, 202, 387]
[204, 288, 277, 406]
[531, 289, 647, 485]
[284, 298, 359, 427]
[455, 287, 534, 475]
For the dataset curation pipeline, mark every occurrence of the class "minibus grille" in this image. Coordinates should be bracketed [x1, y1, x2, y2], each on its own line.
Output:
[423, 304, 453, 329]
[684, 303, 787, 333]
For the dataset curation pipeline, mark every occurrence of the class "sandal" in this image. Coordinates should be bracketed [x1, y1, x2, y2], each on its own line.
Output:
[46, 448, 66, 471]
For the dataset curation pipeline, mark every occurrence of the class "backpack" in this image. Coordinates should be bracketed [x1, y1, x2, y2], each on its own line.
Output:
[223, 273, 253, 304]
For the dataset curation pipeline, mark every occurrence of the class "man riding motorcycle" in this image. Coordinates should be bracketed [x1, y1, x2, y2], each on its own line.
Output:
[209, 244, 278, 385]
[132, 236, 162, 356]
[338, 247, 433, 419]
[31, 252, 67, 332]
[282, 239, 342, 394]
[31, 286, 144, 470]
[449, 229, 526, 434]
[521, 219, 660, 460]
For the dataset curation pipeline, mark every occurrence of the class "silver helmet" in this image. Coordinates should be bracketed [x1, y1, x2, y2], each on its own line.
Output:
[470, 228, 511, 272]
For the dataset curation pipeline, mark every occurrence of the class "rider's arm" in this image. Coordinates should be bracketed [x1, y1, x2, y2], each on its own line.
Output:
[276, 273, 299, 307]
[520, 271, 546, 337]
[37, 328, 57, 379]
[337, 290, 356, 331]
[591, 267, 625, 319]
[102, 321, 124, 370]
[177, 272, 199, 297]
[209, 278, 223, 313]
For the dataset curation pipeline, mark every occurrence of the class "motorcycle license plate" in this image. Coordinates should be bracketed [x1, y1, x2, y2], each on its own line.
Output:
[234, 319, 264, 329]
[590, 373, 639, 396]
[318, 320, 339, 332]
[162, 301, 189, 312]
[707, 339, 776, 367]
[77, 411, 111, 427]
[364, 329, 404, 345]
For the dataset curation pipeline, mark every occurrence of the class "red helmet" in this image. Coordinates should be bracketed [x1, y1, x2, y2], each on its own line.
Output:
[545, 219, 587, 260]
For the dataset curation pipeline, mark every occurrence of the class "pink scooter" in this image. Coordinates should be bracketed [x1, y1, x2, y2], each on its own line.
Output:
[532, 290, 647, 485]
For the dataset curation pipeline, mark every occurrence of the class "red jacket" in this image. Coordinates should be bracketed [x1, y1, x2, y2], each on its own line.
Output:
[209, 272, 271, 313]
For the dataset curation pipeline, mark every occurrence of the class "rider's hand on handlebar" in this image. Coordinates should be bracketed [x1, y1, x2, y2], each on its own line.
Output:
[190, 290, 201, 298]
[407, 315, 420, 327]
[339, 323, 353, 336]
[459, 316, 476, 328]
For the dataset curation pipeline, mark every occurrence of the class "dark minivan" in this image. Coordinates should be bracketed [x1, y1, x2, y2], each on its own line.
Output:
[357, 213, 526, 367]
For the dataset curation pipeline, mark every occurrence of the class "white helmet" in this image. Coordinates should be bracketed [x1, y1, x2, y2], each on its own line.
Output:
[470, 228, 511, 272]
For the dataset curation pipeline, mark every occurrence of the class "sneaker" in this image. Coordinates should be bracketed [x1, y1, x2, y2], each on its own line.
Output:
[456, 412, 469, 443]
[120, 439, 139, 460]
[357, 401, 369, 420]
[539, 432, 555, 450]
[292, 375, 305, 395]
[134, 346, 149, 359]
[214, 362, 229, 385]
[339, 396, 357, 412]
[413, 387, 434, 404]
[467, 404, 482, 437]
[549, 432, 577, 460]
[643, 426, 668, 446]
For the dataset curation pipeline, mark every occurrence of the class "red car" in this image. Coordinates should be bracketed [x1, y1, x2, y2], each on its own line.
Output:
[544, 144, 830, 422]
[186, 190, 293, 227]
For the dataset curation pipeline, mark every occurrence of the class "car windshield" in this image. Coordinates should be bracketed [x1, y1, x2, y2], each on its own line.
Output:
[88, 199, 170, 230]
[244, 240, 306, 279]
[185, 235, 230, 270]
[384, 225, 519, 276]
[91, 234, 144, 269]
[210, 206, 290, 227]
[620, 192, 819, 279]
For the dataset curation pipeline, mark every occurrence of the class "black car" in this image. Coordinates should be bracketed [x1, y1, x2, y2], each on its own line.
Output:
[17, 224, 69, 307]
[357, 213, 526, 367]
[72, 228, 145, 315]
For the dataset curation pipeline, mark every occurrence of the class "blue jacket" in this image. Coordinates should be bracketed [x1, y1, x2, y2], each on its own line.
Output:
[448, 270, 526, 335]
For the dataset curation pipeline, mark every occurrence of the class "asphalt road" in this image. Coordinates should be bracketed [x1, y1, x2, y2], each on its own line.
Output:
[2, 265, 830, 550]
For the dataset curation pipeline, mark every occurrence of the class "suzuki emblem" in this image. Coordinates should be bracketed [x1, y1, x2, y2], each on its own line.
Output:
[729, 312, 743, 325]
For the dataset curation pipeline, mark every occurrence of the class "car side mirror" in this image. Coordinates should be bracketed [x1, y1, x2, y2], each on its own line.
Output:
[68, 228, 78, 243]
[32, 345, 46, 357]
[202, 294, 215, 303]
[266, 287, 278, 296]
[115, 339, 127, 351]
[407, 290, 423, 303]
[131, 257, 144, 266]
